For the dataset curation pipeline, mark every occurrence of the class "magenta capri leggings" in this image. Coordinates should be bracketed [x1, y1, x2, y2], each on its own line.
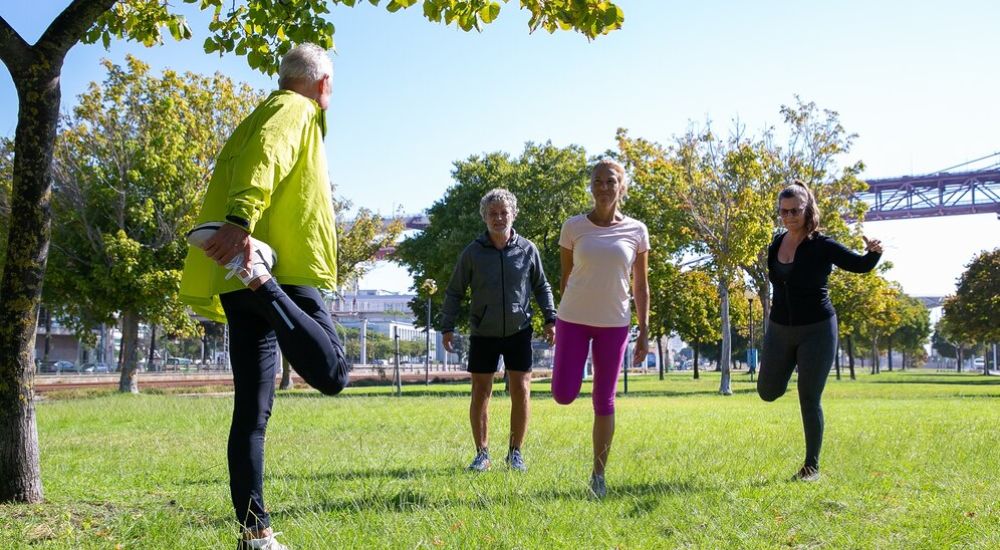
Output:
[552, 318, 630, 416]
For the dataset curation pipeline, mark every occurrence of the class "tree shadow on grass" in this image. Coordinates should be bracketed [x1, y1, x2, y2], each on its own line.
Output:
[280, 387, 760, 400]
[273, 489, 439, 515]
[180, 466, 456, 487]
[532, 479, 705, 502]
[534, 476, 774, 503]
[868, 378, 1000, 386]
[611, 387, 759, 399]
[273, 466, 458, 483]
[203, 476, 776, 527]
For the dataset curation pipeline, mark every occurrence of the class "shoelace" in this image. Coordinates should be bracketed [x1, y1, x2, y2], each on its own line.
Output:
[264, 532, 287, 550]
[224, 250, 267, 282]
[245, 532, 286, 550]
[223, 254, 249, 281]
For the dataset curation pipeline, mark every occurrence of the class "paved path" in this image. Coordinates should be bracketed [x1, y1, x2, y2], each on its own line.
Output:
[33, 367, 563, 393]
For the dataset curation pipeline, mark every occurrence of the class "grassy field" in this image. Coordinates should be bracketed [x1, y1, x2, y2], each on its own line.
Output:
[2, 370, 998, 549]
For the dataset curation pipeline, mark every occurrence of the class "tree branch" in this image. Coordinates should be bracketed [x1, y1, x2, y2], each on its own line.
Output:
[36, 0, 117, 61]
[0, 16, 31, 75]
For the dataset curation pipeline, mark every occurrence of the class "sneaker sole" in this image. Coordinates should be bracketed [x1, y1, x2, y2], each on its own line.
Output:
[187, 222, 277, 267]
[467, 461, 491, 472]
[186, 222, 224, 248]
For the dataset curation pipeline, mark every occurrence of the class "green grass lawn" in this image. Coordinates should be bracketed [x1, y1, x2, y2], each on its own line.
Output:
[2, 370, 999, 549]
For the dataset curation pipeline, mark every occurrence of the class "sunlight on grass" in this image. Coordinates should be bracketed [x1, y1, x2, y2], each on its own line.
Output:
[1, 371, 998, 548]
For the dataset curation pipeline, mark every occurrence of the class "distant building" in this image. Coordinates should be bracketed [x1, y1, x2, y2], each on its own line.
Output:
[34, 308, 112, 366]
[330, 288, 458, 364]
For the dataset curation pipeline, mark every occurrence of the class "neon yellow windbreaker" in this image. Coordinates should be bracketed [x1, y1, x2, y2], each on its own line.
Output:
[179, 90, 337, 321]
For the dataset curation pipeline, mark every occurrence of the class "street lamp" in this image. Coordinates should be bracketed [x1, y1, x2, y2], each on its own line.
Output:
[421, 278, 438, 385]
[744, 288, 758, 380]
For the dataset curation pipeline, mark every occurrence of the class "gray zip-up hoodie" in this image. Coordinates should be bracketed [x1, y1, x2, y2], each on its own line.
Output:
[440, 230, 557, 338]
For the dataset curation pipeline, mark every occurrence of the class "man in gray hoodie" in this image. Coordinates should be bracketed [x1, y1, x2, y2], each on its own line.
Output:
[441, 188, 557, 473]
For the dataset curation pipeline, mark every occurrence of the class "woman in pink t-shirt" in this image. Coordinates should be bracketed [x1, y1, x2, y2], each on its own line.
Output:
[552, 158, 650, 499]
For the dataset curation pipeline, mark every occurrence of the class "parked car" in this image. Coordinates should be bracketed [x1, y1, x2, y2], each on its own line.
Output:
[37, 360, 57, 373]
[82, 362, 111, 374]
[53, 360, 78, 374]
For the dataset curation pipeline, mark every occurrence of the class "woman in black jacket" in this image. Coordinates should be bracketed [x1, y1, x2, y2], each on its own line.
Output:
[758, 180, 883, 482]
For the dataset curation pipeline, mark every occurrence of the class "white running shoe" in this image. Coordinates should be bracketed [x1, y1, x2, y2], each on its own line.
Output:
[791, 465, 820, 482]
[237, 531, 289, 550]
[185, 221, 225, 248]
[186, 222, 277, 287]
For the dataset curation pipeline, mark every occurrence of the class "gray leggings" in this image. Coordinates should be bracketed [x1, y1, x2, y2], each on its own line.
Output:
[757, 316, 837, 469]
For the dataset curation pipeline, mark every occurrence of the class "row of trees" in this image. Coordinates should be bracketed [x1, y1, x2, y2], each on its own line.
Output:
[934, 248, 1000, 374]
[394, 99, 937, 393]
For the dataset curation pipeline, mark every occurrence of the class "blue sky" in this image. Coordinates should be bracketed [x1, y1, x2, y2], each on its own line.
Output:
[2, 1, 998, 296]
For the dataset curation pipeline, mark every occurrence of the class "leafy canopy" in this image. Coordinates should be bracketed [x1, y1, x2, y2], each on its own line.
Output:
[84, 0, 625, 74]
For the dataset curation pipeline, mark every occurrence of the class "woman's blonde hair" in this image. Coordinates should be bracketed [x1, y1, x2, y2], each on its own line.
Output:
[778, 179, 821, 235]
[590, 157, 628, 199]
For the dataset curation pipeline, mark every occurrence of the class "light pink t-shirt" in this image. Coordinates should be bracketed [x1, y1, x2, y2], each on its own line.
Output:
[557, 214, 650, 327]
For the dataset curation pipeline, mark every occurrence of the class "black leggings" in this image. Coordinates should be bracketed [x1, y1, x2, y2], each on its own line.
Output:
[757, 316, 837, 469]
[219, 280, 350, 530]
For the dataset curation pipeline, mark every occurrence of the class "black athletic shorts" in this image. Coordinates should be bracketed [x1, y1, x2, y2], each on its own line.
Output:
[467, 328, 533, 373]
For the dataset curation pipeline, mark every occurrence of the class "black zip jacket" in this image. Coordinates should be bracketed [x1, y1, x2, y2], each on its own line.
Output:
[768, 232, 882, 326]
[440, 230, 557, 337]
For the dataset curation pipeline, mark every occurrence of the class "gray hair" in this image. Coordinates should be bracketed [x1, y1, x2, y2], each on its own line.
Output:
[278, 43, 333, 88]
[479, 188, 518, 221]
[591, 157, 629, 197]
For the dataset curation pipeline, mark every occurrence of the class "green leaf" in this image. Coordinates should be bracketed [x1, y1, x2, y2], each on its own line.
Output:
[479, 2, 500, 24]
[167, 19, 182, 41]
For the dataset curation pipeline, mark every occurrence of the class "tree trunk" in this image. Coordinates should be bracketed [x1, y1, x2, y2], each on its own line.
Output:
[0, 61, 65, 505]
[117, 311, 141, 393]
[279, 357, 294, 390]
[876, 337, 881, 373]
[656, 333, 665, 380]
[146, 324, 157, 373]
[718, 280, 732, 395]
[846, 336, 856, 380]
[870, 336, 878, 375]
[0, 2, 119, 502]
[887, 335, 893, 372]
[693, 339, 700, 380]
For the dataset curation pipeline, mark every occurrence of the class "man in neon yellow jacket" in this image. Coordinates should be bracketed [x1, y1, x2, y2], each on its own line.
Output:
[179, 43, 348, 550]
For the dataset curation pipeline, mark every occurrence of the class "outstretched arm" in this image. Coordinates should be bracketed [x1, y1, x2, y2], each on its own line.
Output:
[828, 236, 882, 273]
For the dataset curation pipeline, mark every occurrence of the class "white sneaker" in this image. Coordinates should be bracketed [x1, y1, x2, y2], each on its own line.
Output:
[791, 465, 820, 482]
[237, 532, 289, 550]
[186, 222, 277, 286]
[185, 221, 224, 248]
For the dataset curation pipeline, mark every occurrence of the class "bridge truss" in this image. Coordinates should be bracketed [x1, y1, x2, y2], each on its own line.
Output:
[854, 163, 1000, 221]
